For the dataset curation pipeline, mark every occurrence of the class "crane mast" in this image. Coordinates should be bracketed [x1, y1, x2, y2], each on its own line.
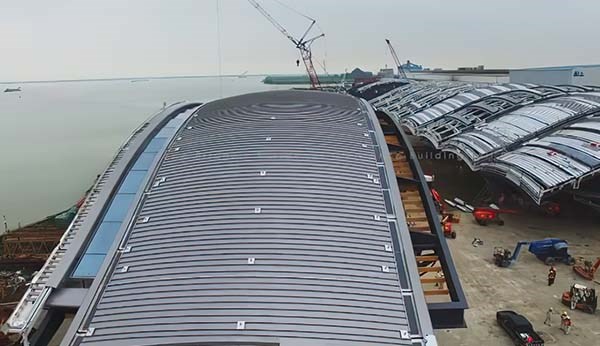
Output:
[385, 39, 409, 81]
[248, 0, 324, 89]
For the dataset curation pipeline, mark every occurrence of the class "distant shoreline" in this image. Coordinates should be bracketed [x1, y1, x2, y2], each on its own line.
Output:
[0, 74, 278, 85]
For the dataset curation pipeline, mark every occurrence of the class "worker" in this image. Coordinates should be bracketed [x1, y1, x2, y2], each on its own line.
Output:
[543, 307, 554, 326]
[562, 314, 572, 335]
[560, 311, 567, 331]
[296, 59, 300, 67]
[548, 266, 557, 286]
[526, 335, 533, 343]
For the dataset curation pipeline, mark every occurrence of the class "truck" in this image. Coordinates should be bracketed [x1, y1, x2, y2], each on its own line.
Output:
[496, 310, 544, 346]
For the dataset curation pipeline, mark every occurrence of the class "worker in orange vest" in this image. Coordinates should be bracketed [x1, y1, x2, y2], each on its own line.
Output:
[548, 266, 557, 286]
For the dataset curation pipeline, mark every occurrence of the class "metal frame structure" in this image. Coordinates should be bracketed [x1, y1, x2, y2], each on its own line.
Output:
[402, 84, 536, 135]
[479, 114, 600, 203]
[442, 92, 600, 169]
[418, 89, 552, 148]
[366, 80, 600, 206]
[376, 110, 467, 329]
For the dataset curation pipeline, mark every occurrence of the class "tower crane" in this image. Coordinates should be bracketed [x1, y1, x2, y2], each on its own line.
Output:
[385, 39, 409, 82]
[248, 0, 324, 89]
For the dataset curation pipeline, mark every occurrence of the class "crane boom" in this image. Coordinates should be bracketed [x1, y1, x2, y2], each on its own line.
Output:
[248, 0, 323, 89]
[385, 39, 408, 81]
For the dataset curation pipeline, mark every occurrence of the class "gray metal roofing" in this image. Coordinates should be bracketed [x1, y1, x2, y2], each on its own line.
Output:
[370, 81, 600, 204]
[479, 116, 600, 202]
[441, 92, 600, 167]
[373, 82, 475, 119]
[418, 89, 548, 148]
[65, 91, 433, 346]
[401, 84, 535, 134]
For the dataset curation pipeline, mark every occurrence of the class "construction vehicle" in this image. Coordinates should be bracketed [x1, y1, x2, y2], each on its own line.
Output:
[529, 238, 575, 265]
[385, 39, 409, 82]
[573, 257, 600, 281]
[248, 0, 324, 89]
[494, 239, 575, 267]
[496, 310, 544, 346]
[493, 241, 530, 267]
[473, 207, 517, 226]
[561, 284, 597, 314]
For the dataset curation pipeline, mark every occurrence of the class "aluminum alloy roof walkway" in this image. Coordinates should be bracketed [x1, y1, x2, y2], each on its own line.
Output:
[7, 91, 443, 346]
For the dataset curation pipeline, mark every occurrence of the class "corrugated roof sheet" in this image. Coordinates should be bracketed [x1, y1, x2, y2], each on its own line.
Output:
[66, 91, 432, 346]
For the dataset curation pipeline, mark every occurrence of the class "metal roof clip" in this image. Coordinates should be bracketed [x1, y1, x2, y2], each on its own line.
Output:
[120, 266, 129, 273]
[400, 330, 410, 339]
[173, 147, 181, 152]
[259, 171, 267, 176]
[237, 321, 246, 330]
[373, 215, 381, 221]
[176, 137, 182, 141]
[367, 173, 374, 179]
[186, 126, 193, 130]
[381, 265, 390, 272]
[76, 327, 95, 337]
[247, 258, 255, 264]
[373, 178, 380, 184]
[254, 207, 262, 214]
[384, 244, 392, 252]
[265, 137, 272, 141]
[153, 177, 166, 187]
[119, 246, 132, 253]
[138, 216, 150, 224]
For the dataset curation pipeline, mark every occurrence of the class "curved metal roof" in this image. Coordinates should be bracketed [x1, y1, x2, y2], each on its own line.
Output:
[441, 92, 600, 168]
[479, 116, 600, 203]
[402, 84, 535, 134]
[375, 82, 474, 119]
[61, 91, 435, 346]
[419, 89, 553, 148]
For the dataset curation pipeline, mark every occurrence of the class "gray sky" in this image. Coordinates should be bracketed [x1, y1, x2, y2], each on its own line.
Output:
[2, 0, 598, 81]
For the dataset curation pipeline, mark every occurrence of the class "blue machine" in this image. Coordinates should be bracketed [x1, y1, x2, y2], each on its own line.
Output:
[494, 238, 575, 267]
[528, 238, 575, 265]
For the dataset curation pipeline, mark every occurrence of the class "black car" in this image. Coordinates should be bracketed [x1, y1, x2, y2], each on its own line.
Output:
[496, 310, 544, 346]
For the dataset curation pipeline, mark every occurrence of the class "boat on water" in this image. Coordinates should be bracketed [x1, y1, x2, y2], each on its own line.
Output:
[3, 87, 21, 93]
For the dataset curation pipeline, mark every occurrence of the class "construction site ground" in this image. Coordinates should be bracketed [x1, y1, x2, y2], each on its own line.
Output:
[435, 209, 600, 345]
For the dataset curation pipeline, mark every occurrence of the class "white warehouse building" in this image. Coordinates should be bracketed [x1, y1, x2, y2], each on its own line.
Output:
[510, 64, 600, 86]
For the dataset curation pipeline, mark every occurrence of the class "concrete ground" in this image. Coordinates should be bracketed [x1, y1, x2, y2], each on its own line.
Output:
[434, 210, 600, 345]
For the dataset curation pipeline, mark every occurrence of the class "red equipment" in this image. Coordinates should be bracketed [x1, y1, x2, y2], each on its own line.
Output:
[248, 0, 324, 89]
[561, 284, 597, 313]
[431, 188, 443, 212]
[573, 258, 600, 281]
[472, 207, 517, 226]
[442, 214, 456, 239]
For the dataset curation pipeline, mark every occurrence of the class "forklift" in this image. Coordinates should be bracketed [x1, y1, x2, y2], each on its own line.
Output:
[562, 284, 597, 314]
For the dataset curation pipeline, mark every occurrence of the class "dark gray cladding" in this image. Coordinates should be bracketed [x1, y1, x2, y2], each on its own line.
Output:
[67, 90, 432, 346]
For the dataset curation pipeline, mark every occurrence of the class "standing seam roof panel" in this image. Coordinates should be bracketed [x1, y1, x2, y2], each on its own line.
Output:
[66, 91, 431, 346]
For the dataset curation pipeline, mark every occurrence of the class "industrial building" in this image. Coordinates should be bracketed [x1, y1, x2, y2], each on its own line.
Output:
[4, 91, 469, 346]
[510, 64, 600, 86]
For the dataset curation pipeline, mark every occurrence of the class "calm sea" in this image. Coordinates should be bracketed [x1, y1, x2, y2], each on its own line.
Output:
[0, 76, 290, 230]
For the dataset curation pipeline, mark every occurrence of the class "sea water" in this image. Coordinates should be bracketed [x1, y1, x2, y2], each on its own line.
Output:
[0, 76, 290, 230]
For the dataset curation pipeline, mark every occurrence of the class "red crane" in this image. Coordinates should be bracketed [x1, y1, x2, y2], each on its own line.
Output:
[385, 39, 409, 81]
[248, 0, 324, 89]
